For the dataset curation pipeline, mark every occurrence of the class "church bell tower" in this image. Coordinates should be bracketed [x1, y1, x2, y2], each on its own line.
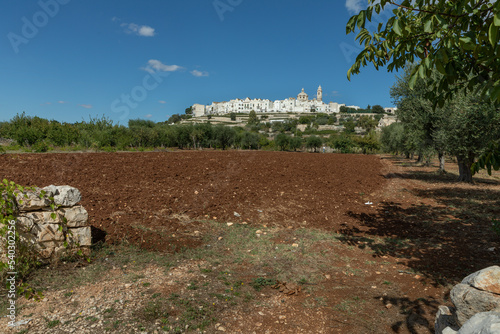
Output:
[317, 85, 323, 102]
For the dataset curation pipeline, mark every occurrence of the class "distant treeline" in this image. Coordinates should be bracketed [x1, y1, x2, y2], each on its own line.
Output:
[339, 104, 386, 114]
[0, 112, 382, 154]
[0, 113, 267, 151]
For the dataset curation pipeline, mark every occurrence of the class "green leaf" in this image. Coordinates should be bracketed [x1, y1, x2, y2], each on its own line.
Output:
[494, 11, 500, 27]
[424, 19, 433, 33]
[346, 16, 357, 34]
[366, 7, 373, 21]
[409, 72, 418, 88]
[418, 65, 426, 78]
[489, 22, 499, 46]
[459, 36, 475, 50]
[490, 82, 500, 102]
[435, 59, 446, 75]
[393, 19, 402, 36]
[357, 10, 366, 29]
[438, 49, 449, 63]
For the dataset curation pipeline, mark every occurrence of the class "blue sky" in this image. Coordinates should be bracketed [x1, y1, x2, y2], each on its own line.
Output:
[0, 0, 397, 125]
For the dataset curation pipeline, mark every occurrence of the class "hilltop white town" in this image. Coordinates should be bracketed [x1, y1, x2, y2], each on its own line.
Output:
[191, 86, 397, 117]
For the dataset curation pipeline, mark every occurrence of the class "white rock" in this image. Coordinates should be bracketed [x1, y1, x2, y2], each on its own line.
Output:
[31, 223, 65, 242]
[15, 188, 51, 211]
[457, 311, 500, 334]
[451, 284, 500, 326]
[16, 215, 35, 231]
[62, 206, 88, 227]
[67, 227, 92, 246]
[41, 185, 57, 197]
[43, 185, 81, 207]
[462, 266, 500, 295]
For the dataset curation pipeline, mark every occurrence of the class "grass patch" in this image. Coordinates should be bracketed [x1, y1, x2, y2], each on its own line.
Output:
[251, 277, 277, 291]
[45, 318, 61, 328]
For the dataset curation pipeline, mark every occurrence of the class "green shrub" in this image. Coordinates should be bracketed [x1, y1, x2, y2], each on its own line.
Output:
[32, 141, 49, 153]
[289, 136, 303, 151]
[306, 135, 322, 152]
[275, 133, 290, 151]
[332, 134, 355, 153]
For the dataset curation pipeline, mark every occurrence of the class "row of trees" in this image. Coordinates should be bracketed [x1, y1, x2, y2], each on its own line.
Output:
[0, 112, 385, 154]
[0, 113, 264, 151]
[380, 66, 500, 181]
[339, 104, 385, 114]
[0, 112, 387, 154]
[273, 131, 380, 154]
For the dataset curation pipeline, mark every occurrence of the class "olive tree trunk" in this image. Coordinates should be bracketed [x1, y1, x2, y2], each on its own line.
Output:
[456, 155, 474, 183]
[438, 151, 446, 174]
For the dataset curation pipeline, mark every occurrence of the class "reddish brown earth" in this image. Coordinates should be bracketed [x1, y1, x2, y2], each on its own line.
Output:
[1, 151, 499, 333]
[0, 151, 385, 251]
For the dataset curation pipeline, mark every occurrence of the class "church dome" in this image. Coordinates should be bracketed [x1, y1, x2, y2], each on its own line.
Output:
[297, 88, 308, 101]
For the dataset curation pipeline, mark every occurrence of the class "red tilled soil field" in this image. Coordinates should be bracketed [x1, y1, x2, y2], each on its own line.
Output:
[1, 151, 499, 333]
[0, 151, 385, 251]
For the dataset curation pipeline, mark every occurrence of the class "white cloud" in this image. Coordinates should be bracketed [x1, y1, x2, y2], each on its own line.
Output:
[190, 70, 209, 77]
[145, 114, 153, 118]
[58, 101, 66, 104]
[138, 26, 155, 37]
[158, 100, 166, 104]
[120, 22, 156, 37]
[79, 104, 92, 109]
[142, 59, 182, 73]
[346, 0, 366, 14]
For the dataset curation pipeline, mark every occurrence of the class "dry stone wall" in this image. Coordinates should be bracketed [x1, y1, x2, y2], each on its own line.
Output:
[13, 185, 91, 261]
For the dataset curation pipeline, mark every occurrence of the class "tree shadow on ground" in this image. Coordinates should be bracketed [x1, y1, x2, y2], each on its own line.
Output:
[381, 156, 500, 185]
[339, 191, 499, 284]
[337, 185, 499, 333]
[377, 295, 441, 334]
[385, 171, 500, 185]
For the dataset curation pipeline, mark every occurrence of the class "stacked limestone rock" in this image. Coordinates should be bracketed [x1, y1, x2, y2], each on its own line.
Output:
[14, 185, 91, 261]
[435, 266, 500, 333]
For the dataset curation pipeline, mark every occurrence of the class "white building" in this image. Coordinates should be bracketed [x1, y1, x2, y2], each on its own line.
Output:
[192, 104, 206, 117]
[198, 86, 345, 115]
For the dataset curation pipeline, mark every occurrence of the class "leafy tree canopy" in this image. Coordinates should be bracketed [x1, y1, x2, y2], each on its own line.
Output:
[167, 114, 182, 124]
[347, 0, 500, 106]
[371, 105, 385, 114]
[247, 110, 258, 125]
[347, 0, 500, 174]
